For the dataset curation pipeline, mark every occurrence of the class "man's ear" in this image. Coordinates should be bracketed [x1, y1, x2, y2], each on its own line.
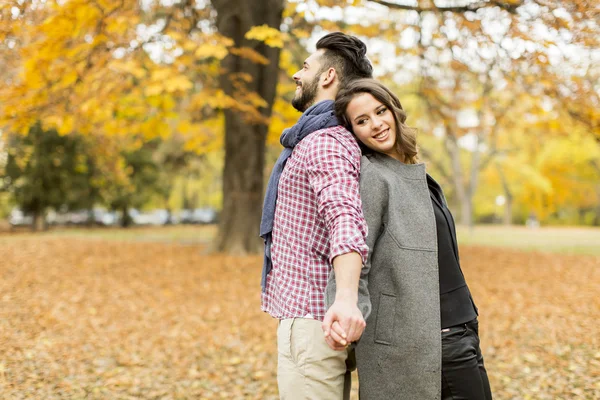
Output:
[321, 67, 337, 87]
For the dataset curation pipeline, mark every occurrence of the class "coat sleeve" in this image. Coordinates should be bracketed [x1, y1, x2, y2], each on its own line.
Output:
[325, 159, 388, 322]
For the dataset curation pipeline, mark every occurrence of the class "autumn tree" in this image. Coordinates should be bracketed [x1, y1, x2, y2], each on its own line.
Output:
[209, 0, 284, 253]
[300, 0, 599, 226]
[1, 0, 598, 245]
[2, 123, 89, 230]
[0, 0, 286, 253]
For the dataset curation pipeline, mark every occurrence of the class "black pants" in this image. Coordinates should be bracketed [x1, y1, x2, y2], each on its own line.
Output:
[441, 319, 492, 400]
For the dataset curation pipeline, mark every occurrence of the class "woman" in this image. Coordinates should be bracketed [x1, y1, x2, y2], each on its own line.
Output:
[325, 79, 492, 400]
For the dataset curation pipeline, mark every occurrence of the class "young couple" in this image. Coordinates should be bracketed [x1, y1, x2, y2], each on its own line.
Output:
[260, 32, 492, 400]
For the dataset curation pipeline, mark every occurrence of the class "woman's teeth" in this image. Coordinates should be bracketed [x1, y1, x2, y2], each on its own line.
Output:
[373, 129, 388, 139]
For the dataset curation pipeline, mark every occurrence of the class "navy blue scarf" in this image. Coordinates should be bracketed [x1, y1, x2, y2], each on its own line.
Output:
[260, 100, 339, 290]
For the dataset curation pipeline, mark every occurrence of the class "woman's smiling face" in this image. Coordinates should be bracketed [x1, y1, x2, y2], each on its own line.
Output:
[345, 93, 400, 160]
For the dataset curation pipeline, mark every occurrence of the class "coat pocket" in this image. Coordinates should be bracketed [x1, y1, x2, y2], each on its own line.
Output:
[374, 293, 396, 345]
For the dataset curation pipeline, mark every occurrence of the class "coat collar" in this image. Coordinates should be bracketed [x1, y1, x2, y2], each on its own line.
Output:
[365, 152, 427, 180]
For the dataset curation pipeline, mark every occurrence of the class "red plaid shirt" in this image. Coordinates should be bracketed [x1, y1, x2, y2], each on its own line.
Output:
[261, 126, 369, 321]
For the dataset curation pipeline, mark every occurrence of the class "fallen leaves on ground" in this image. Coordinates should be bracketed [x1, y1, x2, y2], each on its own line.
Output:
[0, 237, 598, 399]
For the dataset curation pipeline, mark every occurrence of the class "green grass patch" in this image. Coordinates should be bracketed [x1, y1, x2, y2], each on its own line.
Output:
[457, 225, 600, 256]
[3, 224, 600, 256]
[0, 225, 217, 245]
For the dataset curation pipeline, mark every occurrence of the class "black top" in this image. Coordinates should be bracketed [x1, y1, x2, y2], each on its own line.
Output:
[428, 178, 478, 329]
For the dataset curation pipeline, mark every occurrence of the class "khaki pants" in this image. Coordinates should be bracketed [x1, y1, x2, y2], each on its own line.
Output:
[277, 318, 351, 400]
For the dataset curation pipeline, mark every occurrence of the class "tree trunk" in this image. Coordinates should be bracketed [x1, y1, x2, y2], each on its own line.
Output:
[211, 0, 284, 255]
[445, 134, 471, 227]
[466, 132, 482, 228]
[121, 206, 132, 228]
[503, 195, 513, 225]
[495, 162, 513, 225]
[87, 208, 95, 227]
[32, 209, 45, 232]
[595, 188, 600, 226]
[591, 161, 600, 226]
[182, 175, 190, 210]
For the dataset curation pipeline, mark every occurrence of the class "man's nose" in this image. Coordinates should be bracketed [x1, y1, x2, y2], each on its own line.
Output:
[292, 71, 301, 82]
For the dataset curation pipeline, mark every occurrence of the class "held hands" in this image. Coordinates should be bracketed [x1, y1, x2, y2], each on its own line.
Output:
[321, 296, 366, 351]
[323, 252, 365, 351]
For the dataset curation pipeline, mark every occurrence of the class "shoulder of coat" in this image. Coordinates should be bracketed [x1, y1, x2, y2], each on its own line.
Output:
[360, 155, 388, 188]
[360, 154, 383, 175]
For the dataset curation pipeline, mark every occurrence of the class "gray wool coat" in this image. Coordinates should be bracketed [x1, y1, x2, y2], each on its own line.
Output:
[326, 152, 442, 400]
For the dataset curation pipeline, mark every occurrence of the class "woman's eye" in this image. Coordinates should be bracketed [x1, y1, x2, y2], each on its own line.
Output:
[377, 107, 387, 115]
[357, 119, 367, 125]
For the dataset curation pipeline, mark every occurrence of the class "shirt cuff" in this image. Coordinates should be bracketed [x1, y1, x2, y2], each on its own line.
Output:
[329, 242, 369, 266]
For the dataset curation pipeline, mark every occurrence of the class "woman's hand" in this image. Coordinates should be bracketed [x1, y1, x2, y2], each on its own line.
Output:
[322, 297, 366, 351]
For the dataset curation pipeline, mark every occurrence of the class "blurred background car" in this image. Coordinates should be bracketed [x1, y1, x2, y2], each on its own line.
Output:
[8, 209, 33, 227]
[178, 208, 217, 224]
[130, 209, 172, 226]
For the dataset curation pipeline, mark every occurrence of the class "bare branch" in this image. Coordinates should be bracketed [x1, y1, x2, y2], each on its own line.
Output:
[590, 159, 600, 175]
[478, 149, 498, 172]
[419, 147, 451, 183]
[368, 0, 523, 14]
[567, 109, 600, 142]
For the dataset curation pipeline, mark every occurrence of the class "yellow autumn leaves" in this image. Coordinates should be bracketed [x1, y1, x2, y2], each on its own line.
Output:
[0, 0, 288, 154]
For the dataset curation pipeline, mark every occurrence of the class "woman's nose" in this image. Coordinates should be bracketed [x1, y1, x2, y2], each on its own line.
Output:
[372, 117, 383, 130]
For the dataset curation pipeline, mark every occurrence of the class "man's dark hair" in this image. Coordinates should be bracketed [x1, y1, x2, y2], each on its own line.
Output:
[316, 32, 373, 87]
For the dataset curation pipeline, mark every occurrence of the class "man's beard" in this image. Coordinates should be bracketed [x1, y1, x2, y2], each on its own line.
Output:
[291, 75, 320, 112]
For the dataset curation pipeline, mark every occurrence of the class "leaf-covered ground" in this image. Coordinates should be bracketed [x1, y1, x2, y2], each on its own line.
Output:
[0, 234, 598, 399]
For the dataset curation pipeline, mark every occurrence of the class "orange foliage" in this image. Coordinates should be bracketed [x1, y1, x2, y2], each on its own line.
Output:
[0, 233, 598, 398]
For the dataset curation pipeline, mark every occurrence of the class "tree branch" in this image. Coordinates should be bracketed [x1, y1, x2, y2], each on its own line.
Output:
[368, 0, 523, 14]
[478, 149, 498, 172]
[419, 147, 451, 183]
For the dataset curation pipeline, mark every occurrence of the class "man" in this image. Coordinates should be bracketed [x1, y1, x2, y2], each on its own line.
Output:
[260, 32, 373, 399]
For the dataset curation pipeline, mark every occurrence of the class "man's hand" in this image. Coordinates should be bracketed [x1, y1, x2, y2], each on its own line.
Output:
[322, 297, 366, 351]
